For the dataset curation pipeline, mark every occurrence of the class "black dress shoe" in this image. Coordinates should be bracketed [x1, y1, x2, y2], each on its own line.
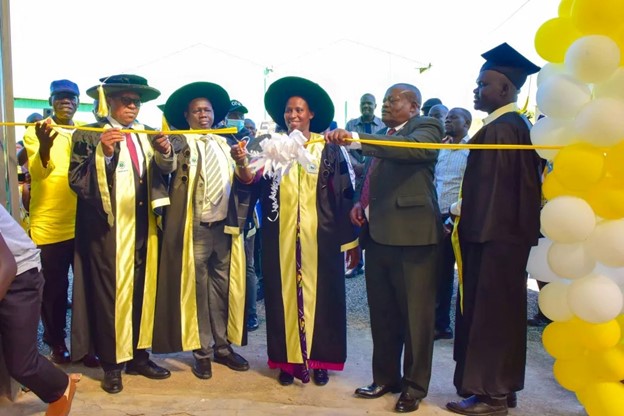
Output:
[192, 358, 212, 379]
[82, 354, 100, 368]
[507, 392, 517, 408]
[214, 351, 249, 371]
[313, 369, 329, 386]
[395, 392, 421, 413]
[278, 370, 294, 386]
[125, 360, 171, 379]
[50, 344, 71, 364]
[101, 370, 123, 394]
[446, 395, 508, 416]
[354, 382, 402, 399]
[434, 328, 454, 340]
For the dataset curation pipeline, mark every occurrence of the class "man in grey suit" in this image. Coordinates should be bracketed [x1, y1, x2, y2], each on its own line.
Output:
[326, 83, 443, 413]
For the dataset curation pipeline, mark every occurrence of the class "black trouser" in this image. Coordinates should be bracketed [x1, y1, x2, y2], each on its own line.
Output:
[365, 240, 438, 399]
[245, 232, 257, 319]
[40, 238, 73, 346]
[435, 226, 455, 331]
[0, 268, 68, 403]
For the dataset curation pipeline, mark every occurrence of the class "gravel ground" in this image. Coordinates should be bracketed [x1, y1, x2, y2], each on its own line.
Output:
[37, 268, 544, 354]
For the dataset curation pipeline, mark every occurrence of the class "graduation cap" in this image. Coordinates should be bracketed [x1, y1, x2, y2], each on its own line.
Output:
[480, 43, 540, 89]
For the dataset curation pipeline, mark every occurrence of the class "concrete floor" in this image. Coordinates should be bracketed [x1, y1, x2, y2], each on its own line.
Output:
[0, 321, 586, 416]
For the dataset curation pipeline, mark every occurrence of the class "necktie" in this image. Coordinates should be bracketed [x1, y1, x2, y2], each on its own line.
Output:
[125, 132, 140, 173]
[359, 128, 396, 208]
[203, 137, 224, 205]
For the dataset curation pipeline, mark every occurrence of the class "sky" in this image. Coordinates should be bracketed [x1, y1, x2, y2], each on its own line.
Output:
[7, 0, 560, 135]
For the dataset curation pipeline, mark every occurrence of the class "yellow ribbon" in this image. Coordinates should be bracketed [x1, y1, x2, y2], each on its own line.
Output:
[0, 121, 235, 136]
[307, 137, 571, 151]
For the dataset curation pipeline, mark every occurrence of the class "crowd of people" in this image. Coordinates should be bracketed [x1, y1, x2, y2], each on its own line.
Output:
[1, 42, 545, 415]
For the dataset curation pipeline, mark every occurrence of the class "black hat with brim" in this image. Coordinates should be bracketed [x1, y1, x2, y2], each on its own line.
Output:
[163, 82, 230, 130]
[264, 76, 334, 133]
[86, 74, 161, 103]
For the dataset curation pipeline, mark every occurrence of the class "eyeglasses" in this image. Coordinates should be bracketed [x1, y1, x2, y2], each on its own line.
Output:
[114, 96, 142, 108]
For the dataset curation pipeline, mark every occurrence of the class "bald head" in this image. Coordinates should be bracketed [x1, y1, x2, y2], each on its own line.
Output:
[428, 104, 449, 122]
[382, 83, 422, 127]
[359, 93, 378, 121]
[445, 107, 472, 140]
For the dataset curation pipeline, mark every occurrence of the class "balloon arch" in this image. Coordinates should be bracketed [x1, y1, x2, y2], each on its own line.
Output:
[528, 0, 624, 414]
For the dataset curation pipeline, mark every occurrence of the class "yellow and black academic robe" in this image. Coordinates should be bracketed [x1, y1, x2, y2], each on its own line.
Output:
[254, 134, 358, 382]
[151, 134, 249, 354]
[453, 111, 542, 396]
[69, 122, 169, 365]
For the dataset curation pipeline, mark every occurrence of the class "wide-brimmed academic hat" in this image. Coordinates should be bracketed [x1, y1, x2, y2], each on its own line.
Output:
[50, 79, 80, 97]
[480, 43, 541, 89]
[264, 76, 334, 133]
[163, 82, 230, 129]
[86, 74, 161, 102]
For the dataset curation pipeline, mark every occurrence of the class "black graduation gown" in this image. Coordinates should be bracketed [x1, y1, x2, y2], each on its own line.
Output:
[252, 135, 357, 381]
[454, 111, 542, 396]
[69, 122, 169, 364]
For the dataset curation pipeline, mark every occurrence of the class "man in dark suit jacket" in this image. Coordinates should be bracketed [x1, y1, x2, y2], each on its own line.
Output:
[326, 83, 444, 413]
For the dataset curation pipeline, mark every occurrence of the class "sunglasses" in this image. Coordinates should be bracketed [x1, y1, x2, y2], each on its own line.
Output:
[114, 96, 142, 108]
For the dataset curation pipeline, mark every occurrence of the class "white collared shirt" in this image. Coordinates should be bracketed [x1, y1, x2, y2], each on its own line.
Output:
[483, 103, 519, 126]
[106, 116, 145, 176]
[197, 134, 232, 223]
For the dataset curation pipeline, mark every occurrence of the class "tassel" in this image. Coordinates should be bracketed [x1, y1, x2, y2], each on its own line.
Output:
[520, 95, 529, 114]
[161, 114, 170, 132]
[97, 85, 109, 118]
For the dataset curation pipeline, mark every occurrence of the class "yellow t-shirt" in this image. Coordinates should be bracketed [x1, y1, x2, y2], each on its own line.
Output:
[23, 117, 83, 245]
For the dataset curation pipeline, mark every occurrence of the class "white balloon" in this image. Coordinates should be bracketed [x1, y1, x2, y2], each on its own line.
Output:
[593, 67, 624, 100]
[538, 280, 574, 322]
[536, 74, 591, 119]
[593, 263, 624, 286]
[548, 242, 596, 279]
[530, 117, 573, 160]
[568, 273, 624, 323]
[540, 196, 596, 243]
[537, 63, 567, 88]
[527, 238, 563, 283]
[574, 98, 624, 146]
[586, 219, 624, 268]
[565, 35, 621, 83]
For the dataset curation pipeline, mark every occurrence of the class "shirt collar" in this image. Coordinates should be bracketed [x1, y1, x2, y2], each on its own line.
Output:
[107, 116, 134, 129]
[483, 103, 518, 126]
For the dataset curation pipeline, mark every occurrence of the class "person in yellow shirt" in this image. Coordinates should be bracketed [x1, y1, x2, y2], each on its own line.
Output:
[23, 80, 97, 367]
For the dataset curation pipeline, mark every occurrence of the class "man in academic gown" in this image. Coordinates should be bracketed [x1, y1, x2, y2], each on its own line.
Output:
[446, 44, 542, 416]
[151, 82, 253, 381]
[69, 74, 174, 394]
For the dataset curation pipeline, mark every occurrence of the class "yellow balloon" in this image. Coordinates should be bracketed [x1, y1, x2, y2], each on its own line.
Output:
[542, 321, 587, 360]
[577, 320, 621, 350]
[552, 143, 606, 191]
[558, 0, 574, 18]
[571, 0, 624, 35]
[586, 177, 624, 219]
[576, 382, 624, 416]
[553, 357, 596, 391]
[535, 18, 582, 63]
[617, 314, 624, 344]
[605, 140, 624, 182]
[591, 345, 624, 381]
[542, 173, 587, 201]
